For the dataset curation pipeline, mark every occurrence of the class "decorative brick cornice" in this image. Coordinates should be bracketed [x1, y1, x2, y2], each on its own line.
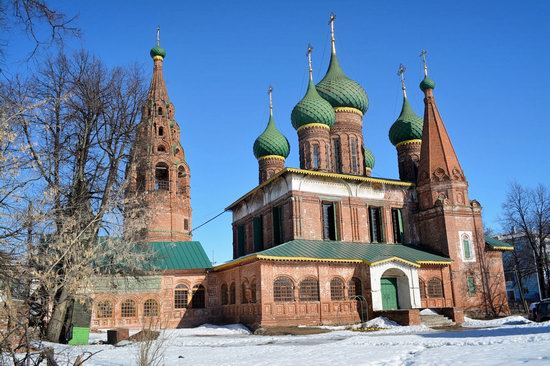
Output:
[396, 139, 422, 148]
[334, 107, 363, 117]
[296, 123, 331, 133]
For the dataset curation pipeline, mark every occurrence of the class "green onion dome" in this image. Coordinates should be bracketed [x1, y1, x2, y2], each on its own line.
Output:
[316, 53, 369, 114]
[419, 76, 435, 91]
[253, 113, 290, 159]
[364, 147, 375, 170]
[388, 97, 424, 146]
[150, 45, 167, 59]
[291, 79, 336, 130]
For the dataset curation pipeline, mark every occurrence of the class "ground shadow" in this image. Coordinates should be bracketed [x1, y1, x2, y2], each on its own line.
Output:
[420, 324, 550, 339]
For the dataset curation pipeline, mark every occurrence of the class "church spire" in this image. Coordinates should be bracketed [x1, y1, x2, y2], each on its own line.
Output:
[148, 27, 169, 104]
[417, 52, 465, 188]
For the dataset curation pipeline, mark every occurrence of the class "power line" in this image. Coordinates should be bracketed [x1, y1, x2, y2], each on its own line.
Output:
[188, 210, 227, 235]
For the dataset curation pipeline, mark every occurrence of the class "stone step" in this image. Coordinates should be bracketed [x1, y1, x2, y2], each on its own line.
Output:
[420, 313, 456, 328]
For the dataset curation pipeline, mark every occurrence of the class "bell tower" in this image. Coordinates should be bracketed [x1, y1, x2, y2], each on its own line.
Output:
[125, 28, 192, 242]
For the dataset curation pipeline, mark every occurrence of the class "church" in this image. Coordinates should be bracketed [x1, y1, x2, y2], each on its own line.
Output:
[90, 16, 513, 331]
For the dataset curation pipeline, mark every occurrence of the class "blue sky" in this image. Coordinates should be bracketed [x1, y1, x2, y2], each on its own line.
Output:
[5, 0, 550, 264]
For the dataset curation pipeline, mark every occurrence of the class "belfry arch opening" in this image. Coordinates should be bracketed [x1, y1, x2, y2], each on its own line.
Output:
[155, 162, 169, 191]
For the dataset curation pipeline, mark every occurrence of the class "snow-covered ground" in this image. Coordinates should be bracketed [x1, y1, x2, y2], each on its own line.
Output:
[38, 317, 550, 365]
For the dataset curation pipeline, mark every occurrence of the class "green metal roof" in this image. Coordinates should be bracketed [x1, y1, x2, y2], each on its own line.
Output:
[420, 76, 436, 91]
[364, 147, 375, 169]
[389, 96, 424, 146]
[256, 239, 451, 265]
[485, 237, 514, 251]
[149, 241, 212, 270]
[253, 113, 290, 159]
[291, 78, 336, 130]
[316, 52, 369, 113]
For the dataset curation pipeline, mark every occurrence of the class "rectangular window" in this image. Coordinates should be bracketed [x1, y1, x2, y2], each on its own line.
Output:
[312, 144, 320, 169]
[369, 206, 384, 243]
[272, 206, 283, 245]
[467, 276, 476, 296]
[333, 138, 342, 173]
[253, 216, 263, 252]
[391, 208, 404, 243]
[237, 225, 246, 258]
[350, 136, 358, 174]
[322, 202, 338, 240]
[325, 143, 331, 171]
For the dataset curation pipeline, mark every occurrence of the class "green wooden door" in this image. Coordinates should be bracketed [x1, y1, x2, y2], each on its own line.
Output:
[381, 278, 399, 310]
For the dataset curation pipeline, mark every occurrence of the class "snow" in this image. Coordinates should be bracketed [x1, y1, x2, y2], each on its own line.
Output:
[17, 317, 550, 366]
[420, 308, 440, 315]
[363, 316, 400, 328]
[463, 315, 533, 327]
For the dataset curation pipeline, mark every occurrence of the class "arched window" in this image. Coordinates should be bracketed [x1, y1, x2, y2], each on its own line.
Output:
[143, 299, 159, 317]
[427, 278, 444, 298]
[177, 166, 187, 195]
[229, 282, 236, 304]
[348, 277, 362, 299]
[462, 233, 473, 260]
[221, 283, 228, 305]
[419, 279, 427, 299]
[250, 279, 257, 304]
[158, 126, 164, 136]
[121, 299, 136, 318]
[299, 277, 320, 302]
[273, 277, 294, 302]
[158, 107, 163, 116]
[190, 285, 205, 309]
[241, 282, 248, 304]
[174, 284, 188, 309]
[155, 162, 169, 191]
[157, 145, 166, 153]
[96, 300, 113, 318]
[330, 278, 345, 301]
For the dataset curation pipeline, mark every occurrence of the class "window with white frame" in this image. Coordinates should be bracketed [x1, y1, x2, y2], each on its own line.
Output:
[459, 231, 475, 262]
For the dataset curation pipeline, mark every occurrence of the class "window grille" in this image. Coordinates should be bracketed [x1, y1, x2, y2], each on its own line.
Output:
[333, 138, 342, 173]
[330, 278, 344, 300]
[348, 278, 362, 299]
[312, 144, 320, 169]
[350, 136, 358, 174]
[121, 299, 136, 318]
[299, 277, 320, 301]
[155, 163, 169, 191]
[273, 277, 294, 302]
[143, 299, 159, 317]
[174, 284, 188, 309]
[96, 301, 113, 318]
[427, 278, 444, 298]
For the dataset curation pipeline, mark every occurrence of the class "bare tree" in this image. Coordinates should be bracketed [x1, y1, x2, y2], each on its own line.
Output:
[1, 50, 150, 346]
[502, 182, 550, 299]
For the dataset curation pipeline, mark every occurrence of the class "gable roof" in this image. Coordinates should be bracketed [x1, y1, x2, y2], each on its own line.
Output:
[149, 241, 212, 270]
[214, 239, 451, 271]
[485, 237, 514, 251]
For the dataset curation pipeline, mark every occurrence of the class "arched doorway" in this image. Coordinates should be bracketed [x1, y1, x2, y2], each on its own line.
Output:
[380, 268, 412, 310]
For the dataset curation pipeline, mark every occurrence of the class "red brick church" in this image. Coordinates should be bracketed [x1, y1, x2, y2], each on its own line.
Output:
[90, 18, 512, 330]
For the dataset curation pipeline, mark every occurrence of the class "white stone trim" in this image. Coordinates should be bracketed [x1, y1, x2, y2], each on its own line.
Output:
[369, 260, 421, 311]
[458, 230, 476, 262]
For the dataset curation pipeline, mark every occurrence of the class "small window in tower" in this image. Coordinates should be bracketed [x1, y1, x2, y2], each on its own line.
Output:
[157, 145, 166, 153]
[332, 138, 342, 173]
[184, 219, 189, 231]
[155, 162, 169, 191]
[177, 166, 187, 194]
[350, 136, 358, 174]
[312, 144, 320, 170]
[158, 107, 163, 116]
[158, 126, 164, 136]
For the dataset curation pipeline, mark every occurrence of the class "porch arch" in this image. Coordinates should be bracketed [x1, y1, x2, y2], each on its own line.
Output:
[369, 261, 421, 311]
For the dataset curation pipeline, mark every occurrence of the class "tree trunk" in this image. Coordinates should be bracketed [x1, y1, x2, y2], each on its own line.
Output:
[46, 289, 69, 343]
